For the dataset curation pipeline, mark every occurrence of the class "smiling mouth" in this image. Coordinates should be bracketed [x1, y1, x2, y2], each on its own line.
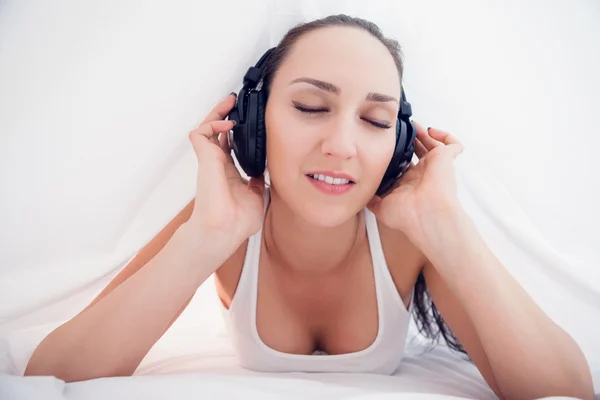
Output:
[306, 173, 355, 185]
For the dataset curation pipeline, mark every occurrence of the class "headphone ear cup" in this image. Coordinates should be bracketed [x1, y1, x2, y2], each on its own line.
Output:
[228, 96, 252, 176]
[404, 120, 417, 160]
[243, 89, 266, 177]
[376, 117, 414, 196]
[253, 90, 267, 175]
[228, 100, 244, 168]
[395, 118, 416, 177]
[229, 89, 267, 178]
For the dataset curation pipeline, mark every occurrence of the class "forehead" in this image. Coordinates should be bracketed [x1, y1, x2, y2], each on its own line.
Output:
[273, 27, 401, 96]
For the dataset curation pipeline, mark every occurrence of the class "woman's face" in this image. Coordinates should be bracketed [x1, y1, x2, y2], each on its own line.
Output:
[265, 26, 401, 227]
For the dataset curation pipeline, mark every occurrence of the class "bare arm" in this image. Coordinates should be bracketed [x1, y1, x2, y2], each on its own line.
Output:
[24, 202, 231, 382]
[24, 92, 264, 382]
[80, 200, 195, 329]
[419, 208, 594, 400]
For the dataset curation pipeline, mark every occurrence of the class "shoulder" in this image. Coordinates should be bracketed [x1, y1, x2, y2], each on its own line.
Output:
[375, 216, 425, 270]
[213, 238, 250, 309]
[215, 184, 269, 308]
[374, 216, 426, 302]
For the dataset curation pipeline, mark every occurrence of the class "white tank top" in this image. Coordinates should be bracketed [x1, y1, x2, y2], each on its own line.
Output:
[220, 188, 413, 374]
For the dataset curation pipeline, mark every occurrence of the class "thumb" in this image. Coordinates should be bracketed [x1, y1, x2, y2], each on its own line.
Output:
[446, 143, 465, 160]
[247, 175, 265, 197]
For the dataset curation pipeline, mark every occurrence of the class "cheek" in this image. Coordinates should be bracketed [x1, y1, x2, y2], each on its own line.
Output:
[360, 134, 397, 181]
[265, 108, 312, 179]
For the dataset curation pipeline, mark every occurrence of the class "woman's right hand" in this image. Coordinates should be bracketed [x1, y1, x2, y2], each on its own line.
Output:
[186, 93, 265, 251]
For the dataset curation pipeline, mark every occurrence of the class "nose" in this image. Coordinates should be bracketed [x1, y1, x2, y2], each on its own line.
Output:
[320, 115, 358, 160]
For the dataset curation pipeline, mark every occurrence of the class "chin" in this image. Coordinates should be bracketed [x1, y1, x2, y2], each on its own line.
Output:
[297, 202, 359, 228]
[270, 172, 377, 226]
[277, 182, 368, 228]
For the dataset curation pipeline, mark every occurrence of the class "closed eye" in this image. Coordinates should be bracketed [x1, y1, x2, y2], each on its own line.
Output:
[293, 104, 392, 130]
[294, 104, 328, 114]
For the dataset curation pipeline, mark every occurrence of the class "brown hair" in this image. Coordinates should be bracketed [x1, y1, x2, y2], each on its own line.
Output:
[261, 14, 404, 95]
[259, 14, 468, 357]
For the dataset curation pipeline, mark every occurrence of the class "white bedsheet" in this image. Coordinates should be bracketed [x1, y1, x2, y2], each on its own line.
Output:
[0, 349, 497, 400]
[1, 267, 497, 399]
[0, 318, 591, 399]
[0, 277, 500, 399]
[1, 0, 599, 398]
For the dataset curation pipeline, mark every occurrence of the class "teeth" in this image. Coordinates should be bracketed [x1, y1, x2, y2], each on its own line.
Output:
[309, 174, 351, 185]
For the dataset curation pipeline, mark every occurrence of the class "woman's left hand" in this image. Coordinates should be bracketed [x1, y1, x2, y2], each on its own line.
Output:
[367, 122, 465, 242]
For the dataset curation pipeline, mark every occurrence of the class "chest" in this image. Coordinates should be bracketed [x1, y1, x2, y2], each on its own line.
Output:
[255, 235, 419, 356]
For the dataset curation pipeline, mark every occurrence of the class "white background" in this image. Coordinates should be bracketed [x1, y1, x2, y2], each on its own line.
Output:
[0, 0, 599, 392]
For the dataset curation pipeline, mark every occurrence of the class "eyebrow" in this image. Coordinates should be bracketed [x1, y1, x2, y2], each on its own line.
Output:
[290, 77, 399, 104]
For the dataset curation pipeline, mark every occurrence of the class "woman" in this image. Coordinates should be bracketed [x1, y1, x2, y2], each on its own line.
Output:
[25, 14, 593, 399]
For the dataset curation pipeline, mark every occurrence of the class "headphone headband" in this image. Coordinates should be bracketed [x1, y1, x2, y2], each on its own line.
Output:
[243, 48, 276, 87]
[399, 88, 412, 118]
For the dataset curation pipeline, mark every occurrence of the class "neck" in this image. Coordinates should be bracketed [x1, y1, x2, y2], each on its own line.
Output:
[263, 187, 365, 276]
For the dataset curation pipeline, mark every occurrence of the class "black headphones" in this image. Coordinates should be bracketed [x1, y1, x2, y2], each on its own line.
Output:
[228, 47, 416, 196]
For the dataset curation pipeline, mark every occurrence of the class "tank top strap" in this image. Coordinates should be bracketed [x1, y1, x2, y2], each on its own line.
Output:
[363, 207, 388, 276]
[363, 208, 413, 311]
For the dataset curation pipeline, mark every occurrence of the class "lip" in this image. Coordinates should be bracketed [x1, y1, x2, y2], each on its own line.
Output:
[306, 175, 355, 195]
[305, 170, 356, 183]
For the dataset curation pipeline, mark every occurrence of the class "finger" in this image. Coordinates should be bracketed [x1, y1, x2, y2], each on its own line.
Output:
[200, 93, 238, 125]
[413, 121, 442, 151]
[444, 143, 465, 159]
[191, 120, 236, 141]
[218, 129, 234, 162]
[428, 127, 463, 148]
[189, 120, 236, 154]
[414, 138, 428, 159]
[217, 128, 243, 182]
[221, 137, 243, 181]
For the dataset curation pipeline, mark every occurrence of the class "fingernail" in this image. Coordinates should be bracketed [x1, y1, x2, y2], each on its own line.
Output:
[231, 120, 237, 126]
[230, 92, 237, 98]
[221, 92, 237, 101]
[427, 127, 432, 132]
